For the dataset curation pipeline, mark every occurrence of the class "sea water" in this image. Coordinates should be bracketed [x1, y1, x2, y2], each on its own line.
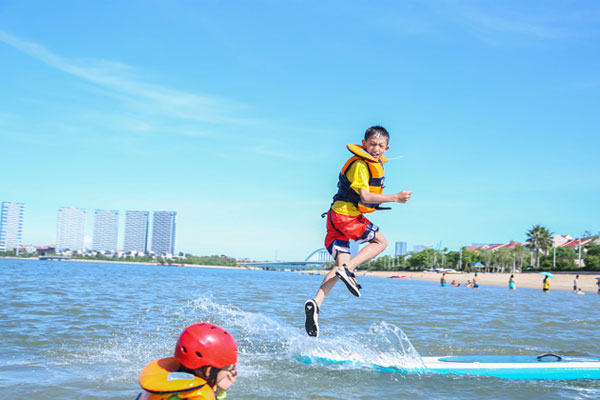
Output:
[1, 258, 599, 399]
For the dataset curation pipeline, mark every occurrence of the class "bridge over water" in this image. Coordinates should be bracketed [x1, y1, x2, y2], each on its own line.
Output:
[242, 248, 332, 271]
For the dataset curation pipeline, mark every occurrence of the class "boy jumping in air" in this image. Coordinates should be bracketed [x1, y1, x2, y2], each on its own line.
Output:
[304, 126, 412, 337]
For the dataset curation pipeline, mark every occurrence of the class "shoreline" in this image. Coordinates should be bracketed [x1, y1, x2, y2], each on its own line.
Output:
[0, 256, 257, 270]
[360, 270, 600, 293]
[3, 257, 598, 292]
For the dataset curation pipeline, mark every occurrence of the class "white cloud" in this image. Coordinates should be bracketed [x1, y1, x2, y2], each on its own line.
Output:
[0, 30, 247, 132]
[448, 2, 600, 42]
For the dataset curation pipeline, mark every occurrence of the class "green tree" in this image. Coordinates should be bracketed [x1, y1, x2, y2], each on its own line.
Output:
[493, 247, 514, 273]
[513, 245, 531, 272]
[583, 243, 600, 270]
[364, 254, 409, 271]
[541, 247, 576, 270]
[459, 248, 483, 271]
[408, 248, 436, 270]
[526, 225, 553, 269]
[445, 251, 461, 269]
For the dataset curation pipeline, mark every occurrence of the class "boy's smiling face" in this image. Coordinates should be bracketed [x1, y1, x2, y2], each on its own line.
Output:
[362, 135, 389, 160]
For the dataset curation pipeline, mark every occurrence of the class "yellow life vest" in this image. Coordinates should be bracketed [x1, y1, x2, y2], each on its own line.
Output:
[332, 144, 388, 214]
[139, 358, 216, 400]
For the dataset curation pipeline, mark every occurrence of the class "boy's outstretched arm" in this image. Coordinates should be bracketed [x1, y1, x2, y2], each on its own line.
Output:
[359, 189, 412, 205]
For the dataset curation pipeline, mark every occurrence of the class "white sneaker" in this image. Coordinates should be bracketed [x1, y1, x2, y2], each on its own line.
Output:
[335, 265, 362, 297]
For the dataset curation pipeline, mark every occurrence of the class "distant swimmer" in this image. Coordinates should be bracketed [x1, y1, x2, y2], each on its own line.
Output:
[472, 273, 480, 289]
[509, 274, 516, 290]
[136, 323, 238, 400]
[441, 273, 447, 287]
[304, 126, 412, 337]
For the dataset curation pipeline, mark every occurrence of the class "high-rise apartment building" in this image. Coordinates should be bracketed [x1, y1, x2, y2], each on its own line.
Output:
[92, 209, 119, 252]
[56, 207, 86, 252]
[395, 241, 408, 256]
[0, 202, 24, 251]
[151, 211, 176, 256]
[123, 211, 149, 254]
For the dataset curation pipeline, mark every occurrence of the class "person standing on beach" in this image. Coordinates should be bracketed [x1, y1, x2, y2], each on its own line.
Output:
[304, 126, 412, 337]
[573, 274, 579, 293]
[543, 275, 550, 293]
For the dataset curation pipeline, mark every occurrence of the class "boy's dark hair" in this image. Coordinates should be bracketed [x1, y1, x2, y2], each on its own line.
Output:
[364, 126, 390, 141]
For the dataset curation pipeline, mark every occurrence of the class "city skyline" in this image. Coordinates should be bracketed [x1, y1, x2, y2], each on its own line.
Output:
[0, 198, 596, 260]
[0, 203, 177, 255]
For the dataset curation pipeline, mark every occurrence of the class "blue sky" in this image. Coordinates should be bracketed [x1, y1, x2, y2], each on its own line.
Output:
[1, 1, 599, 260]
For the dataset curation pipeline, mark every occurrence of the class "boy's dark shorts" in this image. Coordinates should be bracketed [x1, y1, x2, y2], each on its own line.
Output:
[324, 209, 379, 260]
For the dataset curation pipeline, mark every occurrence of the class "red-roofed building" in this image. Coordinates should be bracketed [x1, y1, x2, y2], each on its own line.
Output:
[553, 235, 572, 248]
[465, 241, 525, 253]
[506, 240, 523, 248]
[560, 238, 593, 249]
[464, 246, 483, 252]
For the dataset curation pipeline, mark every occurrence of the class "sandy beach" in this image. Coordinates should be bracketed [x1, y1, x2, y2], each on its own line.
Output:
[181, 264, 599, 292]
[362, 270, 600, 293]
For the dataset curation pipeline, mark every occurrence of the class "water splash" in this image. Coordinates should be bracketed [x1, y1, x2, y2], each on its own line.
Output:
[290, 321, 426, 373]
[50, 296, 425, 384]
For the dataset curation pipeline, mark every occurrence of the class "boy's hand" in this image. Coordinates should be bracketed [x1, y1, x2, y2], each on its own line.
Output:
[216, 365, 238, 391]
[394, 191, 412, 203]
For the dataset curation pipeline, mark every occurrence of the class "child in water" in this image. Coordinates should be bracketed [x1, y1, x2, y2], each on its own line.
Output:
[137, 322, 238, 400]
[304, 126, 412, 337]
[543, 275, 550, 293]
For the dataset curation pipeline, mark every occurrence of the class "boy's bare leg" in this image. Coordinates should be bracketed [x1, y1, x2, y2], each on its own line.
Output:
[313, 232, 386, 307]
[346, 231, 388, 273]
[313, 252, 350, 309]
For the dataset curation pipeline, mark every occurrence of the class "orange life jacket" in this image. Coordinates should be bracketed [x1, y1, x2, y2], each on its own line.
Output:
[332, 144, 387, 213]
[138, 358, 216, 400]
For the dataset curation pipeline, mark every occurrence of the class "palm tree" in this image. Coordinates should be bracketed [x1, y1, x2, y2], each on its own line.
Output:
[526, 225, 554, 269]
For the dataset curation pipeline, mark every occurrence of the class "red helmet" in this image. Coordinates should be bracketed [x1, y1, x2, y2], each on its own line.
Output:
[174, 323, 238, 369]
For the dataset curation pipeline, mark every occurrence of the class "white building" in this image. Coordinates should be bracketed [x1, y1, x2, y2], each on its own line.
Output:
[123, 211, 149, 254]
[56, 207, 86, 253]
[151, 211, 176, 256]
[0, 202, 24, 251]
[92, 209, 119, 252]
[553, 234, 573, 248]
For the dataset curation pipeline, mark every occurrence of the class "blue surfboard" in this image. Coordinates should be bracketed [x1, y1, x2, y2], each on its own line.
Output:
[298, 353, 600, 380]
[422, 354, 600, 380]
